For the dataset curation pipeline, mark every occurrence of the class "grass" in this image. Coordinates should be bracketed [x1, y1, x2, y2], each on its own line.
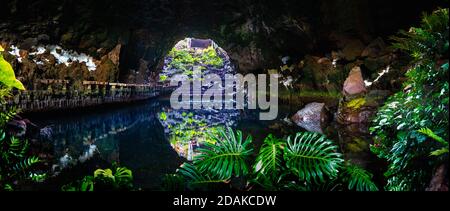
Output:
[278, 89, 342, 100]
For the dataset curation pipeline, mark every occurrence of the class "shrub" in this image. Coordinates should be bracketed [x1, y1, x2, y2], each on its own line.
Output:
[370, 8, 449, 191]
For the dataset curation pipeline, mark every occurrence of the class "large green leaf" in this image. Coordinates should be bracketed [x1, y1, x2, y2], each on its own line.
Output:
[0, 53, 25, 90]
[177, 162, 228, 190]
[342, 164, 379, 191]
[253, 134, 285, 180]
[284, 132, 344, 183]
[114, 167, 133, 187]
[194, 127, 253, 180]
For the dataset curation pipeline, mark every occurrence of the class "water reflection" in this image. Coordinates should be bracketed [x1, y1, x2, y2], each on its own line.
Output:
[30, 100, 183, 189]
[27, 97, 381, 189]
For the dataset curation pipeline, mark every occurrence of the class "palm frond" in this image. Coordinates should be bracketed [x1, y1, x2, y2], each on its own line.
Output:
[194, 127, 253, 180]
[284, 132, 343, 183]
[342, 164, 379, 191]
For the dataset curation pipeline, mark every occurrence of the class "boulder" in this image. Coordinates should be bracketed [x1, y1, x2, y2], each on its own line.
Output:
[361, 37, 386, 58]
[19, 37, 38, 50]
[37, 34, 50, 44]
[343, 66, 366, 97]
[301, 55, 340, 92]
[336, 90, 391, 124]
[7, 119, 27, 137]
[426, 164, 449, 191]
[291, 102, 328, 133]
[341, 39, 365, 61]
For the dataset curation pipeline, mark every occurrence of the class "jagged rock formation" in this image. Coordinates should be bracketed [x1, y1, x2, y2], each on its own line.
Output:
[1, 0, 444, 83]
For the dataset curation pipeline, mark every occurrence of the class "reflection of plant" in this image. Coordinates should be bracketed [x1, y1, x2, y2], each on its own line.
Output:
[346, 98, 366, 110]
[62, 166, 133, 191]
[159, 112, 167, 121]
[164, 128, 378, 191]
[159, 74, 168, 82]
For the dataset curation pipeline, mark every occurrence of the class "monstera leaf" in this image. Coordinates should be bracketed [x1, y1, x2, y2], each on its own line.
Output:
[284, 132, 344, 183]
[194, 127, 253, 180]
[253, 134, 285, 180]
[0, 47, 25, 90]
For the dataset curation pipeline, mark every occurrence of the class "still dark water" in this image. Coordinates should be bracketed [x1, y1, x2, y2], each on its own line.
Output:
[25, 97, 384, 190]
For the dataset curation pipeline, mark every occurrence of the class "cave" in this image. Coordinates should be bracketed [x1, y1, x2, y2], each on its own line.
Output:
[0, 0, 449, 198]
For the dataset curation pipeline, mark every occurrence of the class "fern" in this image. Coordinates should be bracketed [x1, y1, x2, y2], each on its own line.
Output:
[13, 156, 40, 173]
[418, 128, 449, 156]
[194, 127, 253, 180]
[284, 132, 344, 183]
[342, 164, 379, 191]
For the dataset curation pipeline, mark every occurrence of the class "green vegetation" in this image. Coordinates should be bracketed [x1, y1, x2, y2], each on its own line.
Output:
[370, 8, 449, 191]
[163, 127, 378, 191]
[62, 165, 133, 191]
[166, 46, 224, 75]
[0, 46, 25, 91]
[200, 46, 224, 67]
[346, 97, 366, 110]
[194, 127, 253, 180]
[0, 47, 43, 190]
[278, 89, 342, 100]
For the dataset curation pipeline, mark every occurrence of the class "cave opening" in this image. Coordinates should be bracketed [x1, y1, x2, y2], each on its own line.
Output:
[159, 37, 234, 85]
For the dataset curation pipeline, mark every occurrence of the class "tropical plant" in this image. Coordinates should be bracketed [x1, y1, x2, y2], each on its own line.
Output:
[175, 163, 229, 191]
[0, 130, 44, 190]
[62, 165, 133, 191]
[284, 132, 343, 183]
[194, 127, 253, 180]
[253, 134, 285, 182]
[0, 46, 25, 91]
[418, 128, 448, 156]
[341, 163, 379, 191]
[0, 47, 43, 190]
[164, 128, 378, 192]
[371, 8, 449, 191]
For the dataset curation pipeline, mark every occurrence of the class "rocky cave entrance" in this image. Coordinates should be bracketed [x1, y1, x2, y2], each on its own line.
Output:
[159, 37, 234, 85]
[157, 37, 239, 161]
